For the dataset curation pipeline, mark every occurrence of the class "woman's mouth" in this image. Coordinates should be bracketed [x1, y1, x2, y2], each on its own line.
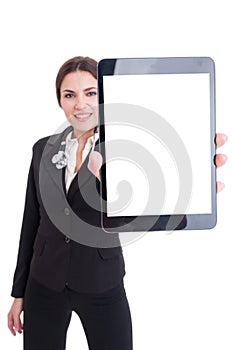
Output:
[74, 113, 92, 122]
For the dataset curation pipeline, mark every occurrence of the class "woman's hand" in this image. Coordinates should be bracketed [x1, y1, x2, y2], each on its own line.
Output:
[88, 151, 103, 180]
[88, 133, 228, 191]
[215, 133, 228, 192]
[8, 298, 24, 336]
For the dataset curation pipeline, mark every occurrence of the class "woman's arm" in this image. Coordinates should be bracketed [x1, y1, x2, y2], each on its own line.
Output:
[11, 145, 41, 298]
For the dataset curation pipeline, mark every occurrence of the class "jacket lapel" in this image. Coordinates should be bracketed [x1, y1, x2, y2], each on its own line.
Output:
[41, 125, 100, 201]
[40, 125, 73, 195]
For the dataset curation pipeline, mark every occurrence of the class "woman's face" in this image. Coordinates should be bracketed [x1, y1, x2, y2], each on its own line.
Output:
[60, 70, 98, 135]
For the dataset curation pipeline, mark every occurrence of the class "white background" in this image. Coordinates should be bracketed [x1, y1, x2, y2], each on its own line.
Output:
[0, 0, 232, 349]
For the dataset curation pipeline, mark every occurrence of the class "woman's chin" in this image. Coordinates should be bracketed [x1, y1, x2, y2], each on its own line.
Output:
[72, 120, 97, 135]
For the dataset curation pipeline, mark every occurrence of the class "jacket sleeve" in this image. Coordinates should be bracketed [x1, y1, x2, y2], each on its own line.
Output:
[11, 144, 40, 298]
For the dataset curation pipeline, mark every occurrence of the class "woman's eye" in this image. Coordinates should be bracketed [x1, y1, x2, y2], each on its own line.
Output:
[87, 91, 97, 97]
[64, 93, 75, 98]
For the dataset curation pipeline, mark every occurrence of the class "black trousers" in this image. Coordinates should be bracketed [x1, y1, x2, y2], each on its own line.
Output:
[23, 276, 133, 350]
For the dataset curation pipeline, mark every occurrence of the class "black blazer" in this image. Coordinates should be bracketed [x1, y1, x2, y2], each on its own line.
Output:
[11, 126, 125, 298]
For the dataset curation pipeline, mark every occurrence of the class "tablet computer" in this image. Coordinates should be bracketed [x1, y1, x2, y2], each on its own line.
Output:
[97, 57, 216, 232]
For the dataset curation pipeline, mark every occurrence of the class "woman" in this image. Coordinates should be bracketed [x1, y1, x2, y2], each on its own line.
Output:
[8, 56, 132, 350]
[8, 56, 227, 350]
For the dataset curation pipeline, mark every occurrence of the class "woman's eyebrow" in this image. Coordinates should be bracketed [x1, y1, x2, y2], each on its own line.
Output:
[84, 87, 97, 91]
[62, 89, 75, 93]
[62, 87, 97, 93]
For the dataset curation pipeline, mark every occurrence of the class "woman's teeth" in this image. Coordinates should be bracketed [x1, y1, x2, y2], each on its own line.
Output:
[74, 113, 92, 121]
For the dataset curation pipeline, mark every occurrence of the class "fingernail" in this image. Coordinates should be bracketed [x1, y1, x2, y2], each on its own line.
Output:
[223, 155, 228, 162]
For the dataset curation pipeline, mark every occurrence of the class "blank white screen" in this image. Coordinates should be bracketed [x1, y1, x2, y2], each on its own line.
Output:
[103, 74, 212, 216]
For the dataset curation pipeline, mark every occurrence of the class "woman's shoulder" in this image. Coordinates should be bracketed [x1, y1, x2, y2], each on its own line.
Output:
[32, 126, 72, 153]
[32, 135, 53, 152]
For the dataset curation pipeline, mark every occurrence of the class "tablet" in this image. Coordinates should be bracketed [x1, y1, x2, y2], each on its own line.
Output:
[97, 57, 216, 232]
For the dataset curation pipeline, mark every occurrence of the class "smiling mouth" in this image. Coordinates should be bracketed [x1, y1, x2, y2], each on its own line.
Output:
[74, 113, 92, 122]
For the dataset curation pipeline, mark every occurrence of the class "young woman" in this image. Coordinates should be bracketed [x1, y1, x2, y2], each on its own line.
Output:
[8, 56, 227, 350]
[8, 56, 132, 350]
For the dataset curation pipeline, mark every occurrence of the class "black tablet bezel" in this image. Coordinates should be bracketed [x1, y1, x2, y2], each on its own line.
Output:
[97, 57, 216, 232]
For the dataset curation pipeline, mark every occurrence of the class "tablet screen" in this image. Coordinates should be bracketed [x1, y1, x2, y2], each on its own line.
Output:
[98, 57, 216, 231]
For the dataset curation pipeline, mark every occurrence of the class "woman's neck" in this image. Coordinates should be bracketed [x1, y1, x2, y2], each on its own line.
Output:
[72, 128, 94, 144]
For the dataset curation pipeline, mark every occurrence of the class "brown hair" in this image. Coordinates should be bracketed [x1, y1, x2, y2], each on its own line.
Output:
[55, 56, 97, 107]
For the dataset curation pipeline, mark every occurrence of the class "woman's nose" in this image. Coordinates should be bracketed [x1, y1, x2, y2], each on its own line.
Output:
[74, 96, 86, 110]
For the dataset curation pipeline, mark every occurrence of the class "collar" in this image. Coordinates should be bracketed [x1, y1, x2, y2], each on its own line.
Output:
[47, 124, 99, 150]
[66, 131, 94, 147]
[66, 130, 99, 151]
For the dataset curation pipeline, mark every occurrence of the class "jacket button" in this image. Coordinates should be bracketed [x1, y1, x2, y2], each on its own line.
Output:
[65, 236, 70, 243]
[64, 208, 70, 215]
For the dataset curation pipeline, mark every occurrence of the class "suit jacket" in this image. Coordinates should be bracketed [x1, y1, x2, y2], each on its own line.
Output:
[11, 126, 125, 298]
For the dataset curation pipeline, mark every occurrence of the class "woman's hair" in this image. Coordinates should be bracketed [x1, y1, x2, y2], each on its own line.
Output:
[55, 56, 97, 107]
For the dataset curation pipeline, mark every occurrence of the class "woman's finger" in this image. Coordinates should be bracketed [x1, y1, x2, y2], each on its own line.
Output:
[217, 181, 225, 193]
[13, 315, 22, 334]
[215, 133, 228, 149]
[8, 314, 16, 336]
[214, 154, 228, 168]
